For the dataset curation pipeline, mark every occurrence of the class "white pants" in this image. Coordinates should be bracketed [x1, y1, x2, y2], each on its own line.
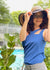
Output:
[24, 61, 47, 70]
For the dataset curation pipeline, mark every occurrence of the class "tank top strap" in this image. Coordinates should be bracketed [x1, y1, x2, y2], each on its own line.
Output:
[40, 28, 46, 41]
[30, 28, 41, 34]
[40, 28, 46, 34]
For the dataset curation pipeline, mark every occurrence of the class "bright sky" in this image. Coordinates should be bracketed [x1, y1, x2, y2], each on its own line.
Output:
[6, 0, 38, 13]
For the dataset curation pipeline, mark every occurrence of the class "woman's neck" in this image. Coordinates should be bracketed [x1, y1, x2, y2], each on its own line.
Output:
[34, 25, 40, 30]
[34, 28, 40, 30]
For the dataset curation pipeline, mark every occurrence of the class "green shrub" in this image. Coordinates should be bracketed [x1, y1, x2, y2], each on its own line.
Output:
[44, 47, 50, 70]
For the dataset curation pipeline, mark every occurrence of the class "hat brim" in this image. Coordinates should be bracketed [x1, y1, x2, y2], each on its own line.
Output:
[19, 10, 47, 26]
[18, 13, 25, 26]
[32, 9, 46, 14]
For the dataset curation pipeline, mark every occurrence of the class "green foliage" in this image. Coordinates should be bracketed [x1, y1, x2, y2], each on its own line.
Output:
[0, 32, 23, 69]
[9, 14, 15, 24]
[4, 34, 10, 42]
[0, 0, 10, 24]
[7, 42, 15, 48]
[1, 49, 14, 58]
[4, 33, 22, 47]
[11, 10, 26, 25]
[47, 42, 50, 44]
[13, 33, 22, 47]
[44, 47, 50, 70]
[4, 33, 15, 48]
[0, 49, 16, 70]
[0, 66, 12, 70]
[7, 55, 16, 67]
[0, 33, 17, 70]
[33, 0, 50, 9]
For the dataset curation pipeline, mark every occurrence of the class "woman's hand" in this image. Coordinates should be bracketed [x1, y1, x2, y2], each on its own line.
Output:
[24, 12, 32, 24]
[45, 9, 50, 18]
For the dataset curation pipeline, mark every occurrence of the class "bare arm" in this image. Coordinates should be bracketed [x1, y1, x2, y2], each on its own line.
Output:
[43, 10, 50, 42]
[19, 21, 28, 42]
[19, 12, 31, 42]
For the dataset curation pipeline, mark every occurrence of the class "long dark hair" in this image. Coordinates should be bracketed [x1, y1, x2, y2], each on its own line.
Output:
[27, 11, 48, 34]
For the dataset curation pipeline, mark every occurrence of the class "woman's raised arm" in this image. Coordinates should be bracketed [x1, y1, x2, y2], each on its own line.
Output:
[19, 12, 31, 42]
[19, 21, 28, 42]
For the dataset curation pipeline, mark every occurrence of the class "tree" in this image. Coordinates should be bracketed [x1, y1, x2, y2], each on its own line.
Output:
[0, 0, 10, 24]
[0, 34, 16, 70]
[33, 0, 50, 9]
[11, 10, 26, 25]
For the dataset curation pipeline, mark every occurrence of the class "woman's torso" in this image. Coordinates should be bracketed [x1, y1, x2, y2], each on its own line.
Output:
[22, 28, 47, 65]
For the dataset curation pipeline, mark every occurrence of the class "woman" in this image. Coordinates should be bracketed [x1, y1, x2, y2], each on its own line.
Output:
[19, 6, 50, 70]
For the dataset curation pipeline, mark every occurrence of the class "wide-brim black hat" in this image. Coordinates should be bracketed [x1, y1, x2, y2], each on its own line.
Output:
[18, 6, 47, 26]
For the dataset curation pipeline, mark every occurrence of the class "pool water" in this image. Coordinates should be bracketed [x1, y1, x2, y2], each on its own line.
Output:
[0, 49, 25, 70]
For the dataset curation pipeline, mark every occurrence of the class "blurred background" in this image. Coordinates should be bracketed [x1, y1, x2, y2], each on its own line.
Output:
[0, 0, 50, 70]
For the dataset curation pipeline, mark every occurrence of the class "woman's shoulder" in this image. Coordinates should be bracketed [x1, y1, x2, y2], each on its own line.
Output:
[42, 28, 48, 42]
[42, 28, 48, 34]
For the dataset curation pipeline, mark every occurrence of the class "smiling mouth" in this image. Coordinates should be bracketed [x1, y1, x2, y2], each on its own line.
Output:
[36, 21, 41, 22]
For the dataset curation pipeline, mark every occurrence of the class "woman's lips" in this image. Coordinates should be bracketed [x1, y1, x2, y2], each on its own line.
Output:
[36, 21, 41, 22]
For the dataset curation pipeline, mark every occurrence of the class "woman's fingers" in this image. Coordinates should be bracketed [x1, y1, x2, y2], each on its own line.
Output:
[24, 11, 32, 16]
[45, 9, 50, 15]
[45, 9, 48, 12]
[28, 12, 32, 16]
[45, 9, 50, 18]
[24, 12, 31, 23]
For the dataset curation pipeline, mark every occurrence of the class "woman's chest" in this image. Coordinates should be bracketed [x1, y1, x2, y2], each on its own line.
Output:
[25, 34, 41, 44]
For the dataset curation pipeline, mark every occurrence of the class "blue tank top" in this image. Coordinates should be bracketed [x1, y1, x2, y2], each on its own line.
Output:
[22, 28, 47, 65]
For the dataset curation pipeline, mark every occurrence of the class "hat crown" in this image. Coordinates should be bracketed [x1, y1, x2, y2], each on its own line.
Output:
[31, 6, 43, 13]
